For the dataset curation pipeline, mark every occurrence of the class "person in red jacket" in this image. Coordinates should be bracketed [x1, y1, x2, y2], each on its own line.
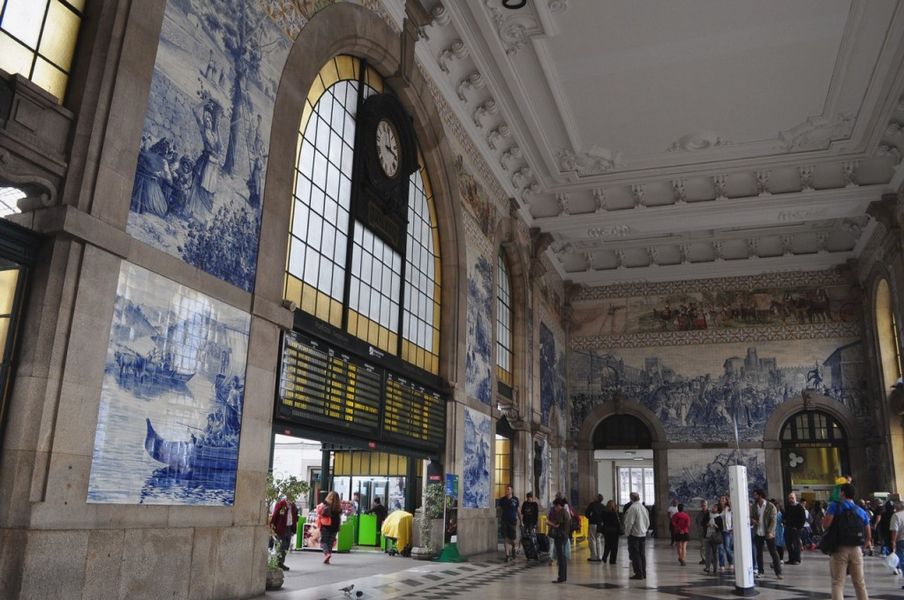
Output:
[270, 492, 299, 570]
[671, 503, 691, 566]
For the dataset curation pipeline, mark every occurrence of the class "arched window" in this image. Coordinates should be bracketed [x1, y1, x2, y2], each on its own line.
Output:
[876, 278, 902, 388]
[496, 251, 513, 393]
[780, 410, 848, 495]
[283, 56, 441, 374]
[0, 0, 84, 102]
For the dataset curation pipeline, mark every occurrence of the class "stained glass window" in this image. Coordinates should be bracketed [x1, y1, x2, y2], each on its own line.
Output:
[0, 0, 83, 102]
[496, 252, 513, 388]
[285, 56, 442, 373]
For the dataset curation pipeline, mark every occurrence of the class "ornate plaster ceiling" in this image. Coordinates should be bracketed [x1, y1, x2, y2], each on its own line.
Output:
[411, 0, 904, 284]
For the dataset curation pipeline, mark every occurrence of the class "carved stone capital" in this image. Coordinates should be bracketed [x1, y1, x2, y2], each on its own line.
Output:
[867, 193, 899, 230]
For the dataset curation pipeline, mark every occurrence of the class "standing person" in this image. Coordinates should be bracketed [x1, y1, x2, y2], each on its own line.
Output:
[696, 499, 710, 565]
[718, 495, 734, 572]
[548, 498, 571, 583]
[600, 500, 622, 564]
[888, 500, 904, 576]
[704, 504, 724, 575]
[822, 483, 872, 600]
[624, 491, 650, 580]
[775, 501, 786, 563]
[317, 491, 342, 564]
[365, 497, 388, 532]
[668, 499, 680, 547]
[496, 485, 521, 562]
[521, 491, 539, 532]
[585, 494, 605, 562]
[751, 489, 784, 580]
[270, 491, 299, 571]
[671, 503, 691, 566]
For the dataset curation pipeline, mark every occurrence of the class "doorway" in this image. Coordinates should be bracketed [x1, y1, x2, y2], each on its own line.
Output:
[781, 410, 849, 503]
[593, 414, 654, 507]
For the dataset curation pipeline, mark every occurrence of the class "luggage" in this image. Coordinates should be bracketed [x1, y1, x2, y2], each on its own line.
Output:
[536, 532, 550, 553]
[521, 531, 539, 560]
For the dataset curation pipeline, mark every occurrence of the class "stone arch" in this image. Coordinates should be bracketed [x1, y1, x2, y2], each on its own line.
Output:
[762, 393, 866, 497]
[258, 2, 466, 390]
[575, 397, 669, 535]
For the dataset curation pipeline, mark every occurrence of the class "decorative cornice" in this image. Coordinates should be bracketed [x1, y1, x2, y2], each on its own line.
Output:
[777, 112, 855, 152]
[572, 268, 851, 301]
[571, 321, 861, 351]
[556, 145, 623, 176]
[666, 131, 730, 152]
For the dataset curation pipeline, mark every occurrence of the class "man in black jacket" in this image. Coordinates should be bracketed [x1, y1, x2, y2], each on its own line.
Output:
[784, 492, 806, 565]
[585, 494, 605, 561]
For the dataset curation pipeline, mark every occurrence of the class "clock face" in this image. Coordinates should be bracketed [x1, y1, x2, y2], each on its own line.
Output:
[375, 118, 400, 178]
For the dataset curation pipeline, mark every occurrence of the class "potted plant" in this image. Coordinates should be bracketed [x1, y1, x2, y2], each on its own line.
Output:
[264, 473, 311, 590]
[412, 483, 445, 560]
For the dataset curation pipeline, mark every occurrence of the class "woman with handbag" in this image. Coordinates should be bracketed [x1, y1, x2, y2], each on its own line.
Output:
[317, 491, 342, 564]
[600, 500, 622, 564]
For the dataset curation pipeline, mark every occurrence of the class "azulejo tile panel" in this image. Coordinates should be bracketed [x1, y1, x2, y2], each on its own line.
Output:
[127, 0, 293, 292]
[88, 262, 251, 505]
[668, 449, 767, 503]
[539, 322, 565, 426]
[465, 229, 493, 405]
[568, 337, 866, 443]
[462, 407, 491, 509]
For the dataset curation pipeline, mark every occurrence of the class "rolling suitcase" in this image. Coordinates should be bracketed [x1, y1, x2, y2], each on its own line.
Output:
[521, 530, 539, 560]
[536, 532, 550, 553]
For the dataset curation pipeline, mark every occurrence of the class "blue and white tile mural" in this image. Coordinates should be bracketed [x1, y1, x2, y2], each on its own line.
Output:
[88, 262, 251, 505]
[462, 407, 491, 509]
[568, 338, 865, 442]
[668, 449, 767, 503]
[539, 322, 566, 426]
[127, 0, 293, 292]
[465, 253, 493, 405]
[539, 438, 550, 506]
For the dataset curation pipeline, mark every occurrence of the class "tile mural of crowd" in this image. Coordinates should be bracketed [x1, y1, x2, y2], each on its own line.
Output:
[127, 0, 293, 291]
[668, 449, 767, 503]
[88, 262, 251, 505]
[465, 250, 493, 405]
[462, 407, 491, 509]
[571, 284, 859, 337]
[568, 337, 866, 442]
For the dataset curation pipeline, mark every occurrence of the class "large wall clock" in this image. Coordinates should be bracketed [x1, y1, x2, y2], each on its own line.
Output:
[354, 93, 418, 253]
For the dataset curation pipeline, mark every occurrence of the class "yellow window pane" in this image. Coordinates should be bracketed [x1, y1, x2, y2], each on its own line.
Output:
[39, 0, 80, 71]
[0, 317, 9, 362]
[335, 55, 358, 81]
[0, 32, 35, 77]
[32, 57, 67, 100]
[301, 283, 317, 315]
[67, 0, 85, 11]
[328, 299, 342, 327]
[299, 101, 312, 140]
[365, 66, 383, 92]
[2, 0, 47, 49]
[319, 57, 339, 90]
[285, 274, 302, 306]
[306, 74, 325, 106]
[0, 269, 19, 315]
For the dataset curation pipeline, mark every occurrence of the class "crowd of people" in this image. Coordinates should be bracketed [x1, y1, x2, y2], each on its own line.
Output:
[496, 480, 904, 596]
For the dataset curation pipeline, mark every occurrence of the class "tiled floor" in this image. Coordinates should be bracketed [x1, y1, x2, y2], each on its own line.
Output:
[258, 541, 904, 599]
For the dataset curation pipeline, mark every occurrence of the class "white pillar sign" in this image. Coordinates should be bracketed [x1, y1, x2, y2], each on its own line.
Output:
[729, 465, 757, 595]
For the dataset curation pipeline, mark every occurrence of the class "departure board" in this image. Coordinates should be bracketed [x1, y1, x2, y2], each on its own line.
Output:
[383, 374, 445, 448]
[277, 331, 445, 451]
[278, 332, 381, 434]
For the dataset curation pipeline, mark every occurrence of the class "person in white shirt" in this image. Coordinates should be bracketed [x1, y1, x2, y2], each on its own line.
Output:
[667, 499, 679, 547]
[623, 492, 651, 580]
[889, 500, 904, 576]
[718, 495, 734, 572]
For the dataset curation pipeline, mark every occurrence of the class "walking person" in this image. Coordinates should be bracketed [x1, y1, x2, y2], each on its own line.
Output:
[496, 485, 521, 562]
[718, 495, 734, 572]
[775, 501, 786, 563]
[269, 490, 299, 571]
[668, 499, 679, 547]
[704, 504, 724, 575]
[888, 500, 904, 576]
[696, 499, 710, 565]
[585, 494, 605, 562]
[548, 498, 571, 583]
[317, 491, 342, 564]
[600, 500, 622, 564]
[751, 489, 784, 580]
[671, 503, 691, 566]
[822, 483, 872, 600]
[624, 491, 650, 580]
[782, 492, 807, 565]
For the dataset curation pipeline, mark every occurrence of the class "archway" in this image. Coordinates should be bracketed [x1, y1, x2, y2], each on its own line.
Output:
[592, 414, 655, 509]
[779, 410, 849, 503]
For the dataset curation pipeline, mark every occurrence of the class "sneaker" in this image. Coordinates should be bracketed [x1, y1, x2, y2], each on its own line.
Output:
[703, 568, 711, 574]
[777, 573, 784, 580]
[279, 564, 289, 571]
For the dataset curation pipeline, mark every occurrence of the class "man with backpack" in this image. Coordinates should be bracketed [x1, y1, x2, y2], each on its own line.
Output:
[822, 483, 872, 600]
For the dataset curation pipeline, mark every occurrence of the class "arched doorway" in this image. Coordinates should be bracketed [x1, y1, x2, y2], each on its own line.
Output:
[593, 414, 655, 508]
[780, 410, 849, 503]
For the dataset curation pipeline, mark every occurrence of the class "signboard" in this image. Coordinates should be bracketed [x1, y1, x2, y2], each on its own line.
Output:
[277, 331, 445, 451]
[444, 473, 459, 544]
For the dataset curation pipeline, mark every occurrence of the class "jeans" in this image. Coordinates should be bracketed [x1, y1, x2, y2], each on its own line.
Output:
[553, 535, 567, 581]
[895, 539, 904, 570]
[785, 526, 802, 563]
[719, 531, 734, 567]
[830, 545, 868, 600]
[628, 535, 646, 577]
[704, 538, 722, 572]
[588, 529, 604, 560]
[277, 532, 292, 565]
[754, 534, 782, 576]
[602, 533, 619, 563]
[320, 528, 337, 555]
